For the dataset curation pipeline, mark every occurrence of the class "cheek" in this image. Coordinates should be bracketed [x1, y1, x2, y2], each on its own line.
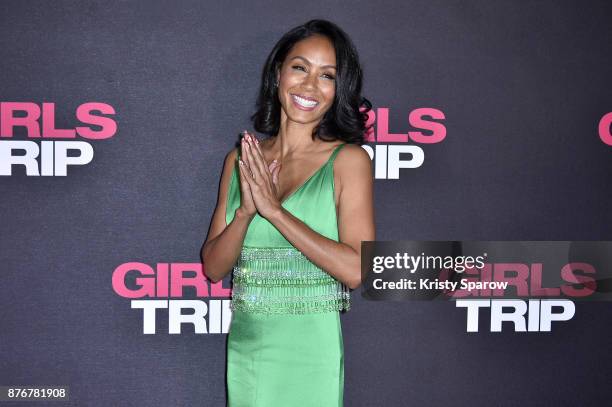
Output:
[323, 87, 336, 104]
[280, 78, 297, 95]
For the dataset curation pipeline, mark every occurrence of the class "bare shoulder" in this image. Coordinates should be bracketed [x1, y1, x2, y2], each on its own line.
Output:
[222, 146, 240, 175]
[335, 143, 372, 173]
[203, 145, 240, 244]
[218, 145, 240, 203]
[333, 143, 373, 198]
[226, 145, 239, 163]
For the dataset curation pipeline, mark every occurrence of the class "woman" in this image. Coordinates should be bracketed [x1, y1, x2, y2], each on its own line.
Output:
[202, 19, 375, 406]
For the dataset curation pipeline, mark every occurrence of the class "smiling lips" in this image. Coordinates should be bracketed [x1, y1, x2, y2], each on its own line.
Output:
[291, 94, 319, 111]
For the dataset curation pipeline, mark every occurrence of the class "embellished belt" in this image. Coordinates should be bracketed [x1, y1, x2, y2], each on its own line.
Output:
[230, 246, 351, 314]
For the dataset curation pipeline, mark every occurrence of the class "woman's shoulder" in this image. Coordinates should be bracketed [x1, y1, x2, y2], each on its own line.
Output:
[220, 146, 240, 181]
[225, 145, 240, 163]
[332, 143, 372, 204]
[333, 143, 372, 193]
[334, 143, 371, 168]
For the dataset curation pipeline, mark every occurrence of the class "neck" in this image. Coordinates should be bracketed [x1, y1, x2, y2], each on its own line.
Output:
[273, 110, 322, 157]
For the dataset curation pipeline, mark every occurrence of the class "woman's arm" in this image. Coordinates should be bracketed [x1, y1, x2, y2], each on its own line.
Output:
[201, 148, 254, 283]
[240, 134, 375, 289]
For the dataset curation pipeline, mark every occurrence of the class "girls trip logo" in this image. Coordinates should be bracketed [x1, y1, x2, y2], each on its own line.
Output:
[361, 107, 446, 179]
[448, 262, 596, 332]
[0, 102, 117, 176]
[112, 262, 232, 335]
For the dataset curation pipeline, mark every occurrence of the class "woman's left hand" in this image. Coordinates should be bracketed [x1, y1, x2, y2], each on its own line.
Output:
[239, 131, 283, 219]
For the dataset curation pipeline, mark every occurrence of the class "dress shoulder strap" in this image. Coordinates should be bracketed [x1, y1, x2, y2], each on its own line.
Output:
[327, 143, 347, 165]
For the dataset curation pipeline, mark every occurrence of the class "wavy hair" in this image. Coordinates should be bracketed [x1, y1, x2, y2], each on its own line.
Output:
[250, 19, 372, 145]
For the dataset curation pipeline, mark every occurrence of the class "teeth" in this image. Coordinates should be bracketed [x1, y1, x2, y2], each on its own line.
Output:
[292, 95, 318, 107]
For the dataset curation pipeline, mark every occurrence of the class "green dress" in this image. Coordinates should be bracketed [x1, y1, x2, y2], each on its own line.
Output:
[225, 142, 350, 407]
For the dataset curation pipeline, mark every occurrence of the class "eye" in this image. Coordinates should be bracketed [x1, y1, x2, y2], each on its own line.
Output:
[292, 65, 335, 80]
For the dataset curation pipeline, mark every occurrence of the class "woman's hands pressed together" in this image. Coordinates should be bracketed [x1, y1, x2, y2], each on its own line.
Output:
[238, 131, 283, 219]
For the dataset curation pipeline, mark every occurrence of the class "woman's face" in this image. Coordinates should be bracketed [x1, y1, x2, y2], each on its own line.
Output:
[276, 34, 337, 126]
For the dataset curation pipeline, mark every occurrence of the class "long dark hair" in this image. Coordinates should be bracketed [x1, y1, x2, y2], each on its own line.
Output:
[250, 19, 372, 145]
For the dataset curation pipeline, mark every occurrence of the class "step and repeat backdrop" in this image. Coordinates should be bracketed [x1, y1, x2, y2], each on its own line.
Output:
[1, 1, 611, 406]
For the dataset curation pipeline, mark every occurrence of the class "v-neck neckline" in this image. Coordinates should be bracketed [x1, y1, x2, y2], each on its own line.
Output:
[279, 143, 344, 206]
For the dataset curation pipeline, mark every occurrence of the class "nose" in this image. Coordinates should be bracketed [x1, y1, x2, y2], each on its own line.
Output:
[301, 71, 318, 89]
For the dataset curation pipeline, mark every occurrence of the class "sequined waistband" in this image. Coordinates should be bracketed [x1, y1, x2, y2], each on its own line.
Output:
[230, 246, 351, 314]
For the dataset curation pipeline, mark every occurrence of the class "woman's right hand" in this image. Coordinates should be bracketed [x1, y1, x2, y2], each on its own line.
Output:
[237, 137, 281, 218]
[237, 146, 257, 217]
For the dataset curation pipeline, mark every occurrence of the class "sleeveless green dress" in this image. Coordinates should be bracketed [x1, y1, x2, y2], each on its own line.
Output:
[225, 142, 350, 407]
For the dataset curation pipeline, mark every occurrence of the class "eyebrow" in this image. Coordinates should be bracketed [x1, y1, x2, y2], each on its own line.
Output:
[290, 56, 336, 70]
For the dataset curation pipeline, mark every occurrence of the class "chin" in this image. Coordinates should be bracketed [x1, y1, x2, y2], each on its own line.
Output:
[286, 103, 330, 123]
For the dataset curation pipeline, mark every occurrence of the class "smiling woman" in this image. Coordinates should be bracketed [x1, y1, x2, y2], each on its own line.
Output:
[201, 19, 375, 407]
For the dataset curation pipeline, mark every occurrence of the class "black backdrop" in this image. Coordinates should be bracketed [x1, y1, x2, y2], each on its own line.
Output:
[1, 1, 611, 406]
